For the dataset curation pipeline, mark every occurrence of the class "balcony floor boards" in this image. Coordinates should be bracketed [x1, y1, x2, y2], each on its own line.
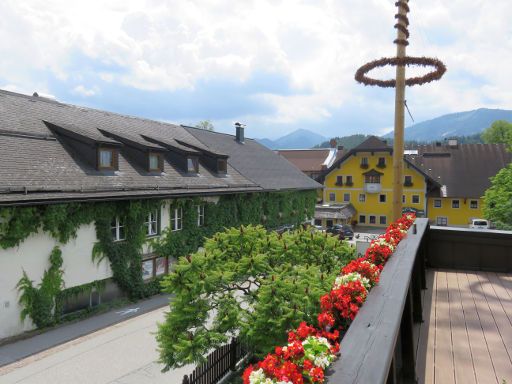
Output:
[417, 269, 512, 384]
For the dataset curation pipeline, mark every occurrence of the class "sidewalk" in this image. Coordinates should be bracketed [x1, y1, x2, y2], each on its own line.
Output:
[0, 294, 171, 367]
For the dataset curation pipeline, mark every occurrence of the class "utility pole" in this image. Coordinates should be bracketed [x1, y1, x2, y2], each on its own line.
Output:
[392, 0, 408, 221]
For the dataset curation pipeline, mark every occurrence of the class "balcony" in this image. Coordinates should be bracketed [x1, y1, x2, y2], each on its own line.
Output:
[364, 183, 381, 193]
[326, 219, 512, 384]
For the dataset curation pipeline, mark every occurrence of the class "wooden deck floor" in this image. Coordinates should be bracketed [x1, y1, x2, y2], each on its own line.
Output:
[416, 269, 512, 384]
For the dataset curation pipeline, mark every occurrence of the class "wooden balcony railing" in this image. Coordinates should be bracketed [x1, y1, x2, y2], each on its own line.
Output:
[326, 220, 512, 384]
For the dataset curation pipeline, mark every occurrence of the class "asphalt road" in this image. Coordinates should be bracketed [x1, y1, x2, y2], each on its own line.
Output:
[0, 303, 194, 384]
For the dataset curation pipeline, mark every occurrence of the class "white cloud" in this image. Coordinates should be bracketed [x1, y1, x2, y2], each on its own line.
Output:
[72, 85, 98, 97]
[0, 0, 511, 134]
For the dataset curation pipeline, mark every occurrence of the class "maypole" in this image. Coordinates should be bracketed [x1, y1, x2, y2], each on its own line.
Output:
[354, 0, 446, 221]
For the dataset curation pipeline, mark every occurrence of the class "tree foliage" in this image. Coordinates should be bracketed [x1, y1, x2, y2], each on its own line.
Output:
[195, 120, 215, 131]
[156, 225, 355, 371]
[484, 163, 512, 230]
[481, 120, 512, 150]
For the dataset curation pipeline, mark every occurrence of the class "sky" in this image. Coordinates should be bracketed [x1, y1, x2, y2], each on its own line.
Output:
[1, 0, 511, 140]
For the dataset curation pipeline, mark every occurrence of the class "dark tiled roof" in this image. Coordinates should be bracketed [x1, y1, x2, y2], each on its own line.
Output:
[407, 143, 512, 198]
[185, 128, 322, 191]
[0, 90, 319, 205]
[277, 149, 331, 172]
[353, 136, 391, 152]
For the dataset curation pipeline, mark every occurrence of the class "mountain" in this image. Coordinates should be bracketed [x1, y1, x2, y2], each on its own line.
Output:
[256, 129, 327, 149]
[314, 134, 372, 149]
[383, 108, 512, 141]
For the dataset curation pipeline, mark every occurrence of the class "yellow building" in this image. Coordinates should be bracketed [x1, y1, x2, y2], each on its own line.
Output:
[320, 137, 511, 228]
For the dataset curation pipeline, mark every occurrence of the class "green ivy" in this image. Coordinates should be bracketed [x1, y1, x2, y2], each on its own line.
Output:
[154, 190, 317, 260]
[16, 246, 64, 328]
[3, 190, 317, 327]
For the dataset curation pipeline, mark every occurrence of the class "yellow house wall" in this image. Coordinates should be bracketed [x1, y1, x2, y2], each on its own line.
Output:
[323, 152, 427, 226]
[427, 197, 484, 227]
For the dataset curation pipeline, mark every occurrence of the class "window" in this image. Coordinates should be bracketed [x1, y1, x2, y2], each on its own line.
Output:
[470, 200, 478, 209]
[361, 157, 369, 168]
[369, 215, 376, 224]
[436, 217, 448, 226]
[379, 194, 386, 203]
[99, 148, 114, 169]
[329, 193, 336, 202]
[404, 175, 413, 186]
[377, 157, 386, 168]
[434, 199, 442, 208]
[452, 199, 460, 209]
[171, 207, 183, 231]
[217, 159, 227, 174]
[197, 205, 205, 226]
[412, 195, 420, 204]
[365, 175, 380, 184]
[359, 194, 366, 203]
[142, 254, 173, 280]
[345, 175, 353, 186]
[148, 153, 161, 172]
[343, 193, 350, 202]
[111, 217, 125, 241]
[155, 257, 167, 276]
[359, 215, 366, 224]
[145, 210, 159, 236]
[187, 157, 199, 173]
[379, 216, 387, 225]
[336, 176, 343, 186]
[402, 195, 406, 204]
[142, 259, 154, 281]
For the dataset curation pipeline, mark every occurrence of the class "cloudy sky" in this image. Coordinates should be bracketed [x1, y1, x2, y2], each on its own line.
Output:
[1, 0, 511, 139]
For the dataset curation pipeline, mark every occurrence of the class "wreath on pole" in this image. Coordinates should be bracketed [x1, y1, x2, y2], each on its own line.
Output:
[354, 1, 446, 88]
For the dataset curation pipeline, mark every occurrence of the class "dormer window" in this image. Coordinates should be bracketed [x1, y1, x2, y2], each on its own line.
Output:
[217, 159, 227, 174]
[98, 148, 117, 170]
[148, 152, 163, 172]
[187, 157, 199, 173]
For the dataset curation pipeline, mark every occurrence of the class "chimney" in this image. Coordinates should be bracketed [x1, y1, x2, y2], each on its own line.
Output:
[235, 122, 245, 143]
[329, 138, 337, 148]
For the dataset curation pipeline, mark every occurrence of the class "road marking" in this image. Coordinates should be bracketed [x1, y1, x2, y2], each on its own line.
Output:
[116, 308, 140, 316]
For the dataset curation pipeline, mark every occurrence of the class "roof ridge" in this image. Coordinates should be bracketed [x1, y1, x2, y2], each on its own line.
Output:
[0, 88, 185, 131]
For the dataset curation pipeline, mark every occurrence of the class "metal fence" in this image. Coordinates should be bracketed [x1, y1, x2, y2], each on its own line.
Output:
[182, 338, 249, 384]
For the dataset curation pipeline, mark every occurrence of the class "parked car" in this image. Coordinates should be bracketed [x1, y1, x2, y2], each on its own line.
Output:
[469, 219, 490, 229]
[326, 224, 354, 240]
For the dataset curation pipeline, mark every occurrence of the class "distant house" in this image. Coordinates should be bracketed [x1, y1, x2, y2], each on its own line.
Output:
[0, 89, 320, 339]
[277, 140, 344, 181]
[320, 136, 511, 228]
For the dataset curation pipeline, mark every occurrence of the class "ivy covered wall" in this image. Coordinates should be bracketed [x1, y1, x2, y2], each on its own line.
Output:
[0, 190, 316, 320]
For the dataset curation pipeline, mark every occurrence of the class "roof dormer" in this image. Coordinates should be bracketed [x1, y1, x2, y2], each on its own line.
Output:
[44, 121, 122, 172]
[141, 135, 201, 174]
[98, 129, 166, 173]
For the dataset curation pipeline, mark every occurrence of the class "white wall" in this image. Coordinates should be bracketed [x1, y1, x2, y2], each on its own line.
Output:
[0, 223, 112, 339]
[0, 198, 217, 340]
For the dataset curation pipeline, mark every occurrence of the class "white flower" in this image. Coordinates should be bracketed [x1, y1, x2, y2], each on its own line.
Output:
[333, 272, 370, 290]
[249, 368, 271, 384]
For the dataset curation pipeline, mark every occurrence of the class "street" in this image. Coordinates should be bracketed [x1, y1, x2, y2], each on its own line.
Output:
[0, 307, 193, 384]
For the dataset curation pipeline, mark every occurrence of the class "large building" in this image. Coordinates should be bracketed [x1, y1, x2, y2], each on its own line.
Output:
[277, 140, 344, 181]
[0, 89, 320, 340]
[320, 136, 511, 228]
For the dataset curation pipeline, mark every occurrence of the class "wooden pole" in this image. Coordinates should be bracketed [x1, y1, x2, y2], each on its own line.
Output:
[392, 1, 408, 221]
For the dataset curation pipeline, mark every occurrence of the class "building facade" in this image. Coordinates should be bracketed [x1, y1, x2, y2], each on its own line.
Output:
[321, 137, 511, 228]
[0, 90, 320, 340]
